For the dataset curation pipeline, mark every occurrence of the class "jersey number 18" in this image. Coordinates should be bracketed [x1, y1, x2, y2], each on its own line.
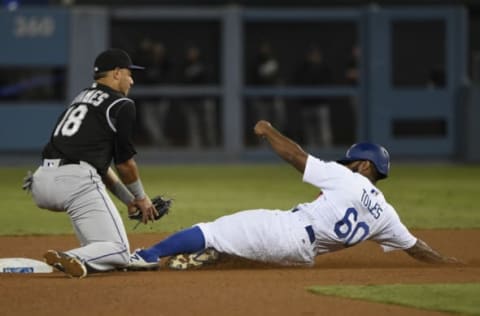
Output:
[53, 105, 88, 137]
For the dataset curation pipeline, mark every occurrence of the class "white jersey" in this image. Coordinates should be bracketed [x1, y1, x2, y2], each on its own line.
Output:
[300, 155, 417, 254]
[197, 155, 417, 266]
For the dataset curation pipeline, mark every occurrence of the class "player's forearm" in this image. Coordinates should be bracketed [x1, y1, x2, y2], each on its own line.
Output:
[115, 158, 141, 184]
[405, 239, 458, 264]
[103, 167, 134, 205]
[270, 135, 307, 173]
[116, 158, 147, 200]
[255, 121, 307, 173]
[102, 167, 120, 188]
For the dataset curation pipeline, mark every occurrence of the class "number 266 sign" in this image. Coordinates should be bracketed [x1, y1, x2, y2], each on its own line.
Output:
[0, 7, 69, 65]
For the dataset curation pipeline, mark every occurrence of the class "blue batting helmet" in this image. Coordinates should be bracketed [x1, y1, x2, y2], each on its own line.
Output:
[337, 142, 390, 179]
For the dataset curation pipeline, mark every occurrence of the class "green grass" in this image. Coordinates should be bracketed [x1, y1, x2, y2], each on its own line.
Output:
[0, 163, 479, 235]
[308, 283, 480, 315]
[381, 164, 480, 228]
[0, 164, 316, 235]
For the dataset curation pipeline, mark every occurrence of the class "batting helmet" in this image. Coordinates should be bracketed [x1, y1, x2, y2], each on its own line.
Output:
[337, 142, 390, 179]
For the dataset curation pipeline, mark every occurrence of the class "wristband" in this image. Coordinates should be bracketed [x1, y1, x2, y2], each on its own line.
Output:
[126, 179, 146, 199]
[110, 181, 134, 205]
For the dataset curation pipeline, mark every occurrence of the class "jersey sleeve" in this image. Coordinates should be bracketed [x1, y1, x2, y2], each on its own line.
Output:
[111, 100, 137, 164]
[302, 155, 352, 190]
[372, 209, 417, 252]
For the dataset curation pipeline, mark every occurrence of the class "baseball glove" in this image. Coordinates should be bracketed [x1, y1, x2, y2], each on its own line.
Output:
[128, 195, 172, 222]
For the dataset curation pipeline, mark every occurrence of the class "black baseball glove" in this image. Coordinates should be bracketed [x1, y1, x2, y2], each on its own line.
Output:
[128, 195, 172, 222]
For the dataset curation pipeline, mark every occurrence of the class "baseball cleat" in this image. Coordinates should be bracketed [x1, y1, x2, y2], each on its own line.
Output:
[44, 250, 87, 279]
[127, 249, 160, 271]
[167, 248, 220, 270]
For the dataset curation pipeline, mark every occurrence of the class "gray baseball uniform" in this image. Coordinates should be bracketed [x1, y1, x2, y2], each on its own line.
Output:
[31, 82, 137, 271]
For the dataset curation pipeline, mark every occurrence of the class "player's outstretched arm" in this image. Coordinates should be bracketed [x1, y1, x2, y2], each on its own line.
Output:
[404, 239, 460, 264]
[254, 120, 308, 173]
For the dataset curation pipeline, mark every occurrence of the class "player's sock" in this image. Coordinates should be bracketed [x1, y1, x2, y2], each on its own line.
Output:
[143, 226, 205, 258]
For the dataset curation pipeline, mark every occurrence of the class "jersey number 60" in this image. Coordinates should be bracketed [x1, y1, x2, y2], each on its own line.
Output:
[334, 207, 370, 246]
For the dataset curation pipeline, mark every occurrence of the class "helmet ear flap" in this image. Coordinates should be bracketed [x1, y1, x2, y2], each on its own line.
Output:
[366, 160, 382, 180]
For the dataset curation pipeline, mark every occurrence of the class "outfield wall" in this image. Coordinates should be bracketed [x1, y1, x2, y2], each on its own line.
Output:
[0, 5, 476, 162]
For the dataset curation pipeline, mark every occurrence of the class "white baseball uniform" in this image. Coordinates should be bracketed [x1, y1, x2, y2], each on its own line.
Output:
[197, 155, 417, 266]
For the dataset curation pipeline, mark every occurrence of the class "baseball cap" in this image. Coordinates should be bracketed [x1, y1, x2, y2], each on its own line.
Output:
[93, 48, 145, 73]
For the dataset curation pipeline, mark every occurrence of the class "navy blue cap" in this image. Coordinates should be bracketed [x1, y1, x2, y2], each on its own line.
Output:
[94, 48, 144, 73]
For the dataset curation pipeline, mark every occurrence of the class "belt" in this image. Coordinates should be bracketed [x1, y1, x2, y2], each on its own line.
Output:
[305, 225, 315, 244]
[292, 208, 315, 244]
[43, 158, 80, 167]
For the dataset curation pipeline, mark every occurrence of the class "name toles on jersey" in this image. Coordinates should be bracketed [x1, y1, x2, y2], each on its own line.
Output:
[360, 188, 384, 219]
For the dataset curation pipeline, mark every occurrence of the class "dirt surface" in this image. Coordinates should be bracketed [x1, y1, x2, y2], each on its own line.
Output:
[0, 229, 479, 316]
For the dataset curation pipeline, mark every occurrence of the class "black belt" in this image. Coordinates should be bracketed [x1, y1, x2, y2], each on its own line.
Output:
[43, 158, 80, 166]
[58, 158, 80, 166]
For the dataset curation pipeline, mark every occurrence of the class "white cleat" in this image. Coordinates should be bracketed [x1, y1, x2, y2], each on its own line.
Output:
[128, 249, 160, 271]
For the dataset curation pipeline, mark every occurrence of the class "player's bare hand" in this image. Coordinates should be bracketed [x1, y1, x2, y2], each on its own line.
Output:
[132, 196, 159, 224]
[254, 120, 272, 137]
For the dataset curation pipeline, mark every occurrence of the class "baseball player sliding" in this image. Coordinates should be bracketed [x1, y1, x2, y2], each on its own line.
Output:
[128, 120, 459, 270]
[26, 49, 159, 278]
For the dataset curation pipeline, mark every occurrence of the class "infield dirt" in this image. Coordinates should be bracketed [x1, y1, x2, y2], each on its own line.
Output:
[1, 229, 479, 316]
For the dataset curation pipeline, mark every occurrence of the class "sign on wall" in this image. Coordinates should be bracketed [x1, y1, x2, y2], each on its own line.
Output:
[0, 7, 69, 65]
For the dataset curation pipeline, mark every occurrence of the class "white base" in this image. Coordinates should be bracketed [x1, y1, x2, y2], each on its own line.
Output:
[0, 258, 53, 273]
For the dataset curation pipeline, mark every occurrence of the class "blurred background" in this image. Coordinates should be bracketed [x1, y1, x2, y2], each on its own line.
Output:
[0, 0, 479, 164]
